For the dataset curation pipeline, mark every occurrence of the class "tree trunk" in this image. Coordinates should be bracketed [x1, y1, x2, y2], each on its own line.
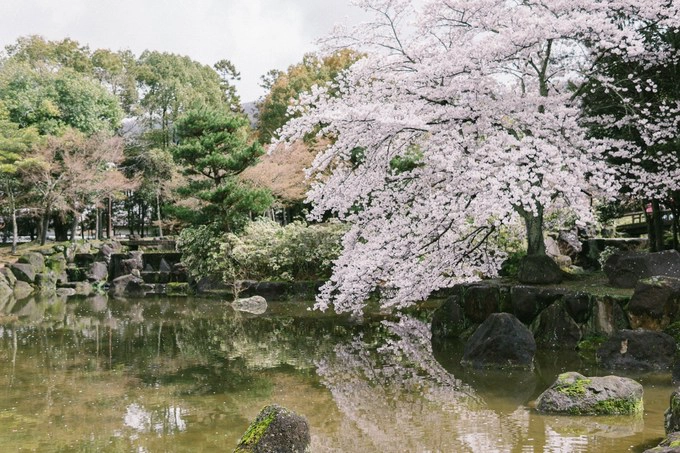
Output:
[518, 205, 546, 256]
[95, 208, 100, 241]
[652, 199, 665, 252]
[70, 213, 78, 243]
[156, 190, 163, 238]
[40, 210, 50, 245]
[107, 198, 113, 239]
[11, 203, 18, 255]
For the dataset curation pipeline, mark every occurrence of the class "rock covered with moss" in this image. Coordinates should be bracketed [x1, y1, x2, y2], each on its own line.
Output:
[234, 404, 310, 453]
[643, 432, 680, 452]
[536, 372, 643, 415]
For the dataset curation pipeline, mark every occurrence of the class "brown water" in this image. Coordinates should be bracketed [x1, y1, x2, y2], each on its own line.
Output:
[0, 295, 672, 452]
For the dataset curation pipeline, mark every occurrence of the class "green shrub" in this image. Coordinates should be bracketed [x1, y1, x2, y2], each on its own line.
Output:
[178, 219, 347, 285]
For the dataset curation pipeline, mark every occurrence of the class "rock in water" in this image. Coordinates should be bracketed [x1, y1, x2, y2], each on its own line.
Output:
[232, 296, 268, 315]
[536, 372, 643, 415]
[461, 312, 536, 370]
[234, 404, 310, 453]
[597, 329, 676, 371]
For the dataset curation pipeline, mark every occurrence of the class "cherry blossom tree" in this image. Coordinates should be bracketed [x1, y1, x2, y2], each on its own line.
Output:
[278, 0, 680, 314]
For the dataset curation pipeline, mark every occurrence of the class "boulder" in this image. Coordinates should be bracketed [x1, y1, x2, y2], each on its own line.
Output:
[531, 302, 582, 350]
[110, 274, 149, 298]
[56, 287, 76, 297]
[87, 261, 109, 282]
[9, 263, 36, 283]
[643, 432, 680, 453]
[159, 258, 172, 273]
[45, 255, 68, 284]
[431, 296, 467, 339]
[604, 250, 680, 288]
[509, 286, 565, 324]
[628, 276, 680, 330]
[665, 389, 680, 435]
[597, 329, 676, 370]
[462, 284, 499, 323]
[517, 255, 563, 284]
[232, 296, 268, 315]
[0, 267, 17, 287]
[74, 282, 94, 297]
[121, 258, 142, 275]
[13, 281, 33, 300]
[536, 372, 643, 415]
[18, 252, 45, 271]
[586, 296, 630, 336]
[234, 404, 310, 453]
[461, 312, 536, 370]
[0, 281, 13, 302]
[563, 292, 592, 324]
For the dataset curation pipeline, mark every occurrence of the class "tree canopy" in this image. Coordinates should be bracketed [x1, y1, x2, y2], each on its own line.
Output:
[278, 0, 680, 313]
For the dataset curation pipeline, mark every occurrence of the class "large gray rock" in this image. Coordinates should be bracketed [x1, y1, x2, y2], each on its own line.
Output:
[586, 295, 630, 336]
[431, 296, 468, 339]
[628, 276, 680, 330]
[13, 281, 33, 300]
[463, 284, 499, 323]
[536, 372, 643, 415]
[605, 250, 680, 288]
[234, 404, 310, 453]
[531, 302, 582, 350]
[0, 281, 13, 302]
[87, 261, 109, 282]
[665, 389, 680, 435]
[17, 252, 45, 270]
[110, 274, 150, 298]
[597, 329, 676, 370]
[461, 312, 536, 370]
[0, 267, 17, 287]
[232, 296, 268, 315]
[9, 262, 36, 283]
[517, 255, 563, 284]
[509, 286, 565, 324]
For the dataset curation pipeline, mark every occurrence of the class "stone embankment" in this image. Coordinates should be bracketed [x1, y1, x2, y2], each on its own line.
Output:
[0, 241, 190, 310]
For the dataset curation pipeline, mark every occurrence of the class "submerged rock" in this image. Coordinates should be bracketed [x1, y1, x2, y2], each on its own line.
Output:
[232, 296, 268, 315]
[536, 372, 643, 415]
[234, 404, 310, 453]
[597, 329, 676, 371]
[461, 312, 536, 370]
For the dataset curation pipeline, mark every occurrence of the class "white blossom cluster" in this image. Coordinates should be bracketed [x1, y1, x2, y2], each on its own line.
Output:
[278, 0, 680, 313]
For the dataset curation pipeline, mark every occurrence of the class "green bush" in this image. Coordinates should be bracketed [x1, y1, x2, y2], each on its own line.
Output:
[178, 219, 347, 285]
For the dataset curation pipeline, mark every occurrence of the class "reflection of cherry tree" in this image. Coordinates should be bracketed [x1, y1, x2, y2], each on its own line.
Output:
[314, 316, 531, 452]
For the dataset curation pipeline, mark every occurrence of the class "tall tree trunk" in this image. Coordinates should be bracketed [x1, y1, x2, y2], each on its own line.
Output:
[107, 198, 113, 239]
[40, 209, 50, 246]
[518, 205, 546, 256]
[156, 190, 163, 238]
[70, 213, 78, 243]
[95, 208, 101, 241]
[652, 199, 665, 252]
[11, 197, 18, 255]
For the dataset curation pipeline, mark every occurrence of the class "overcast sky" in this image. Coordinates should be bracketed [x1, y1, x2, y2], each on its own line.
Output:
[0, 0, 368, 102]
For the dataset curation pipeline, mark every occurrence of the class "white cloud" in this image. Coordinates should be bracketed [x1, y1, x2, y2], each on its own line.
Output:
[0, 0, 368, 101]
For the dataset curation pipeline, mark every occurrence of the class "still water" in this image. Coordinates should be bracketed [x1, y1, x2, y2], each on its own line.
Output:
[0, 295, 673, 452]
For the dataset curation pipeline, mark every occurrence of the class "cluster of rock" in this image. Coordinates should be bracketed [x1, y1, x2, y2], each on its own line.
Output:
[434, 250, 680, 419]
[0, 242, 191, 308]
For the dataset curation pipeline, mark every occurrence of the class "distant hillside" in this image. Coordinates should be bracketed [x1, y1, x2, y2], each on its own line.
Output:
[242, 101, 258, 127]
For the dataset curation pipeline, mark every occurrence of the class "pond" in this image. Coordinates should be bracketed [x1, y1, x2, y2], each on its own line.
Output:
[0, 295, 672, 452]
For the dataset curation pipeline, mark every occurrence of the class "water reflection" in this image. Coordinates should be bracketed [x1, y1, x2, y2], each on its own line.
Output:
[0, 295, 671, 452]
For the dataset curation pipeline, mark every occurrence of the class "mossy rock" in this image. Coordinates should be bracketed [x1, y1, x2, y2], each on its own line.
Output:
[536, 372, 643, 416]
[234, 404, 310, 453]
